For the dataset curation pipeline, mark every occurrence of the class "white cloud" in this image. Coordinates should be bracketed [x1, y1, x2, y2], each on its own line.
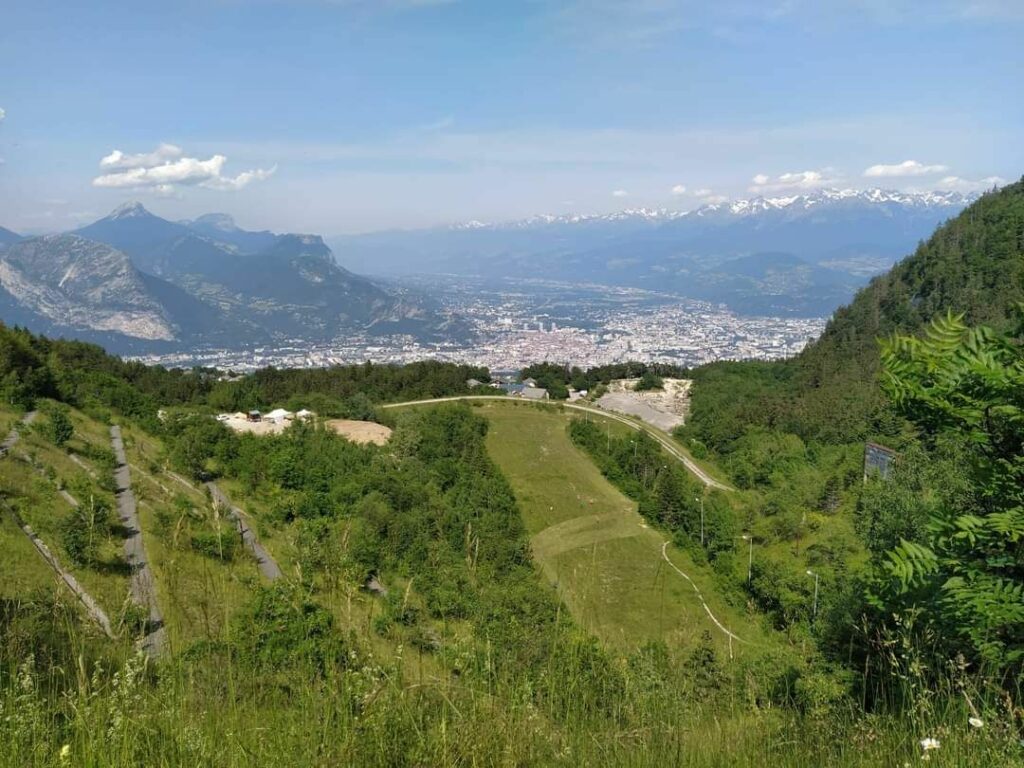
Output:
[748, 169, 834, 194]
[863, 160, 948, 177]
[612, 189, 628, 197]
[0, 107, 5, 123]
[670, 184, 687, 195]
[202, 165, 278, 191]
[934, 175, 1006, 192]
[100, 143, 183, 170]
[92, 144, 275, 193]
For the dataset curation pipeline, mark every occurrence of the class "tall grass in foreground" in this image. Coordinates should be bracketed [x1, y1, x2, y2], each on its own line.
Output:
[2, 591, 1021, 768]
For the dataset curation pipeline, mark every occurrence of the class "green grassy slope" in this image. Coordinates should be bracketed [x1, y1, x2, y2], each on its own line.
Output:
[482, 401, 767, 654]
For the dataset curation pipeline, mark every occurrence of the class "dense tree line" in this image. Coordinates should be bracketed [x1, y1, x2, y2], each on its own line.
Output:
[568, 419, 737, 561]
[519, 360, 690, 399]
[686, 177, 1024, 454]
[0, 322, 489, 421]
[673, 181, 1024, 703]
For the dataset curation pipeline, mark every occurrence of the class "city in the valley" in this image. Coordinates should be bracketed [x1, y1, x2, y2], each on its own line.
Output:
[133, 277, 825, 372]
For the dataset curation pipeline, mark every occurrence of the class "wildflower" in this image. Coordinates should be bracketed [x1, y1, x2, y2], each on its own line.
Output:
[968, 716, 984, 729]
[60, 744, 71, 763]
[920, 737, 940, 751]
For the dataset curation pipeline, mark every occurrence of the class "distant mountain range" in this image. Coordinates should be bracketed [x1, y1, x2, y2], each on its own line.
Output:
[331, 188, 978, 316]
[0, 203, 460, 353]
[0, 188, 983, 354]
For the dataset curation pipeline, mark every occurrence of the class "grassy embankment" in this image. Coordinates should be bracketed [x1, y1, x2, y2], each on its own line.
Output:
[2, 402, 131, 622]
[115, 422, 263, 650]
[1, 401, 1017, 767]
[480, 400, 771, 655]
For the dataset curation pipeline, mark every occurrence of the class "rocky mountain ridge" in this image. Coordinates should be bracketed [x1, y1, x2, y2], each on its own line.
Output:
[0, 204, 457, 352]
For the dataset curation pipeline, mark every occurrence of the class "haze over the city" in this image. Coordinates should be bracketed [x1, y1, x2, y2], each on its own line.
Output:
[2, 0, 1022, 235]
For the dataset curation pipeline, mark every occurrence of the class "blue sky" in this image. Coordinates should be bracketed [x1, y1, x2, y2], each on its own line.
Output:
[1, 0, 1022, 234]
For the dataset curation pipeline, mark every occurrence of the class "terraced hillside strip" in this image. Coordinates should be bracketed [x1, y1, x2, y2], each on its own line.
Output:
[0, 410, 36, 454]
[111, 425, 166, 657]
[0, 510, 54, 596]
[116, 423, 265, 648]
[206, 481, 282, 580]
[1, 410, 114, 635]
[480, 402, 758, 654]
[3, 407, 137, 623]
[3, 504, 115, 637]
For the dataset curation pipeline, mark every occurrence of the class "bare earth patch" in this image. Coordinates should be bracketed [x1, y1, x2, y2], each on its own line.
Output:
[596, 377, 691, 432]
[222, 418, 286, 435]
[326, 419, 393, 445]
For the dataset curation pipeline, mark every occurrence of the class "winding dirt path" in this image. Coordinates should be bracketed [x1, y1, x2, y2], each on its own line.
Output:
[110, 425, 166, 657]
[660, 542, 745, 650]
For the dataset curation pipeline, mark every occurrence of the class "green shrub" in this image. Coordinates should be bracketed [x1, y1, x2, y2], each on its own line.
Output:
[190, 528, 238, 561]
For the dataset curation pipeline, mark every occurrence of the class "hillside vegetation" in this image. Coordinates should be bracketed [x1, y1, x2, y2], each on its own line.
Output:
[1, 181, 1023, 764]
[673, 181, 1024, 711]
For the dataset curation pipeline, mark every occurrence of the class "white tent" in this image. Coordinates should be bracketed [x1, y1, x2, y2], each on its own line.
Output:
[264, 408, 294, 423]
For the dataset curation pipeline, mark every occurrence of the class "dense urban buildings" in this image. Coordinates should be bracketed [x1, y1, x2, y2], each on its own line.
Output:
[133, 279, 825, 372]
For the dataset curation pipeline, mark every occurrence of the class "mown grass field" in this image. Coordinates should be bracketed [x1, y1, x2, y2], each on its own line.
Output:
[479, 401, 768, 655]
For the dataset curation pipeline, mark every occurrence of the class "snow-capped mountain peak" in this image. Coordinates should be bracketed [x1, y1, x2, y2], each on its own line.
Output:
[447, 188, 979, 232]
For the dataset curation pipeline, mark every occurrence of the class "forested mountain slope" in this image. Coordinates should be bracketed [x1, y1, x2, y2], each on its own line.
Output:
[686, 178, 1024, 449]
[799, 176, 1024, 403]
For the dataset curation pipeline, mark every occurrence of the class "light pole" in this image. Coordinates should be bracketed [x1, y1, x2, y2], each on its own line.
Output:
[806, 569, 819, 623]
[695, 496, 705, 547]
[741, 534, 753, 584]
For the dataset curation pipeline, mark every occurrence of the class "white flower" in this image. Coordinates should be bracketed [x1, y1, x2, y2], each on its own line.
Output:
[968, 716, 984, 729]
[920, 737, 941, 751]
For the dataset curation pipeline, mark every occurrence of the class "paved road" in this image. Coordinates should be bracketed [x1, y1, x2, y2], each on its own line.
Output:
[382, 396, 732, 491]
[110, 425, 166, 658]
[206, 481, 283, 580]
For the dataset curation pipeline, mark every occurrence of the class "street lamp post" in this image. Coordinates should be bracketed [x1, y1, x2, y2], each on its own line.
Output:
[741, 534, 753, 584]
[806, 569, 819, 623]
[695, 496, 705, 547]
